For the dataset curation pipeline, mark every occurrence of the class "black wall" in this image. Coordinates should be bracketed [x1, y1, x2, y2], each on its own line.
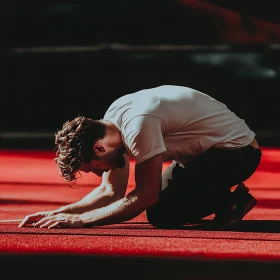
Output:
[2, 46, 280, 135]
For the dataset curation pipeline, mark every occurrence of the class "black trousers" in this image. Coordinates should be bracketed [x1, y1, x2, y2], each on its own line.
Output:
[146, 145, 262, 228]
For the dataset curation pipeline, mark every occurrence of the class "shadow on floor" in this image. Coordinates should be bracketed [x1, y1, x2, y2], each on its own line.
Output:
[183, 219, 280, 233]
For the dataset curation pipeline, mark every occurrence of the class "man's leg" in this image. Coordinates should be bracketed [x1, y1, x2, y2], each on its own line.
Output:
[146, 145, 262, 228]
[212, 182, 257, 227]
[146, 161, 215, 228]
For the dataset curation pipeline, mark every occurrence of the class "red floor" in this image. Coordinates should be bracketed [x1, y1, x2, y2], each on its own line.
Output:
[1, 147, 280, 279]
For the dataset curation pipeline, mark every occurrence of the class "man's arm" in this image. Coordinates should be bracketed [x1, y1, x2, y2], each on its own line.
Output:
[57, 155, 130, 214]
[81, 153, 163, 226]
[18, 156, 130, 227]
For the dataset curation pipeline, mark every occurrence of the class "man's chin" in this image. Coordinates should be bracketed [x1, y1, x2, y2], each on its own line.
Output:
[117, 155, 126, 169]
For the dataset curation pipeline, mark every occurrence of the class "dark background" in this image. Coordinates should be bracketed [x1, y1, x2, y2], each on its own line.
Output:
[1, 0, 280, 148]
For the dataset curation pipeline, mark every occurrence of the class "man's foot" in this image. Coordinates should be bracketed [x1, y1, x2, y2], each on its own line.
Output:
[213, 183, 257, 228]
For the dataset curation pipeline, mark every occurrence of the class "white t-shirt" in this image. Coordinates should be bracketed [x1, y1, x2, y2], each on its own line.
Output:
[103, 85, 255, 164]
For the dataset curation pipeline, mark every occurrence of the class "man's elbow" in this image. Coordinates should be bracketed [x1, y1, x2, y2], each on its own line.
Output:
[141, 189, 160, 207]
[128, 189, 159, 210]
[103, 184, 125, 202]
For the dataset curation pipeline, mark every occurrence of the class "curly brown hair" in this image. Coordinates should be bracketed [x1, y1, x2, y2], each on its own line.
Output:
[54, 116, 107, 182]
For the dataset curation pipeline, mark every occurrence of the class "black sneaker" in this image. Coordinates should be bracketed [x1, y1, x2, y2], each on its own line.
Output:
[213, 183, 257, 228]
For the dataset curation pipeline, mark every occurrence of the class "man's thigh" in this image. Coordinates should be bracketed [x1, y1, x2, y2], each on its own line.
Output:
[170, 146, 262, 192]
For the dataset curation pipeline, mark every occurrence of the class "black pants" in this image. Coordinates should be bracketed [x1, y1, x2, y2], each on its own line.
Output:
[146, 145, 262, 228]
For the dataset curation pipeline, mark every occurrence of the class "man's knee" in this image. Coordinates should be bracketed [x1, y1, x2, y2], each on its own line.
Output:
[146, 203, 188, 229]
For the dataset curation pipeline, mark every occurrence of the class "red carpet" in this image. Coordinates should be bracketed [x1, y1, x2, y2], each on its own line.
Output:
[1, 147, 280, 279]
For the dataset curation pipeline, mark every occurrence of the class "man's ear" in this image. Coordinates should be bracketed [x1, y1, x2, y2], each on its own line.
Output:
[93, 144, 105, 153]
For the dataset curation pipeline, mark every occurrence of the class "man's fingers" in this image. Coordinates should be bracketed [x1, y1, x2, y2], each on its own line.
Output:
[19, 213, 76, 229]
[34, 217, 50, 227]
[38, 220, 54, 228]
[18, 217, 30, 228]
[18, 214, 44, 227]
[48, 221, 61, 229]
[35, 215, 60, 227]
[36, 217, 64, 228]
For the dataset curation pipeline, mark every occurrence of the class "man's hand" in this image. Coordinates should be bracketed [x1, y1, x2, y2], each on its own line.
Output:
[19, 210, 60, 228]
[33, 213, 84, 229]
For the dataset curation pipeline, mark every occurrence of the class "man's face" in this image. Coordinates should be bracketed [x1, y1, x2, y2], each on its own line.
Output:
[79, 147, 126, 177]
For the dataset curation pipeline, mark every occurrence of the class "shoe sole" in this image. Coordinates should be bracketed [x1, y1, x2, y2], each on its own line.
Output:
[219, 196, 257, 228]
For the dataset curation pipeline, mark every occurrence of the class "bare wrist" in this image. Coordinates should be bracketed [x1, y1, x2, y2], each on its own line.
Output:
[81, 213, 94, 227]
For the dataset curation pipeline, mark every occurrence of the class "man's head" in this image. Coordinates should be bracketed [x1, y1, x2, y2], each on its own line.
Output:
[55, 116, 125, 182]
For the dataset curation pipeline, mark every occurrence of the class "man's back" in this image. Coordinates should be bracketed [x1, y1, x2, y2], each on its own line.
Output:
[103, 85, 255, 164]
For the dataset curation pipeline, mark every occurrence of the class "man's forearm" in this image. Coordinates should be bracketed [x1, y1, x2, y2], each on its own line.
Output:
[81, 190, 156, 226]
[57, 185, 117, 214]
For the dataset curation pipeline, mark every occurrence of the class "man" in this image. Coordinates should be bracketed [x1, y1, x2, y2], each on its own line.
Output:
[19, 85, 262, 229]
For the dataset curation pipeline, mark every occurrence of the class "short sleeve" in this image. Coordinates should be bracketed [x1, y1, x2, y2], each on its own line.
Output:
[123, 115, 166, 164]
